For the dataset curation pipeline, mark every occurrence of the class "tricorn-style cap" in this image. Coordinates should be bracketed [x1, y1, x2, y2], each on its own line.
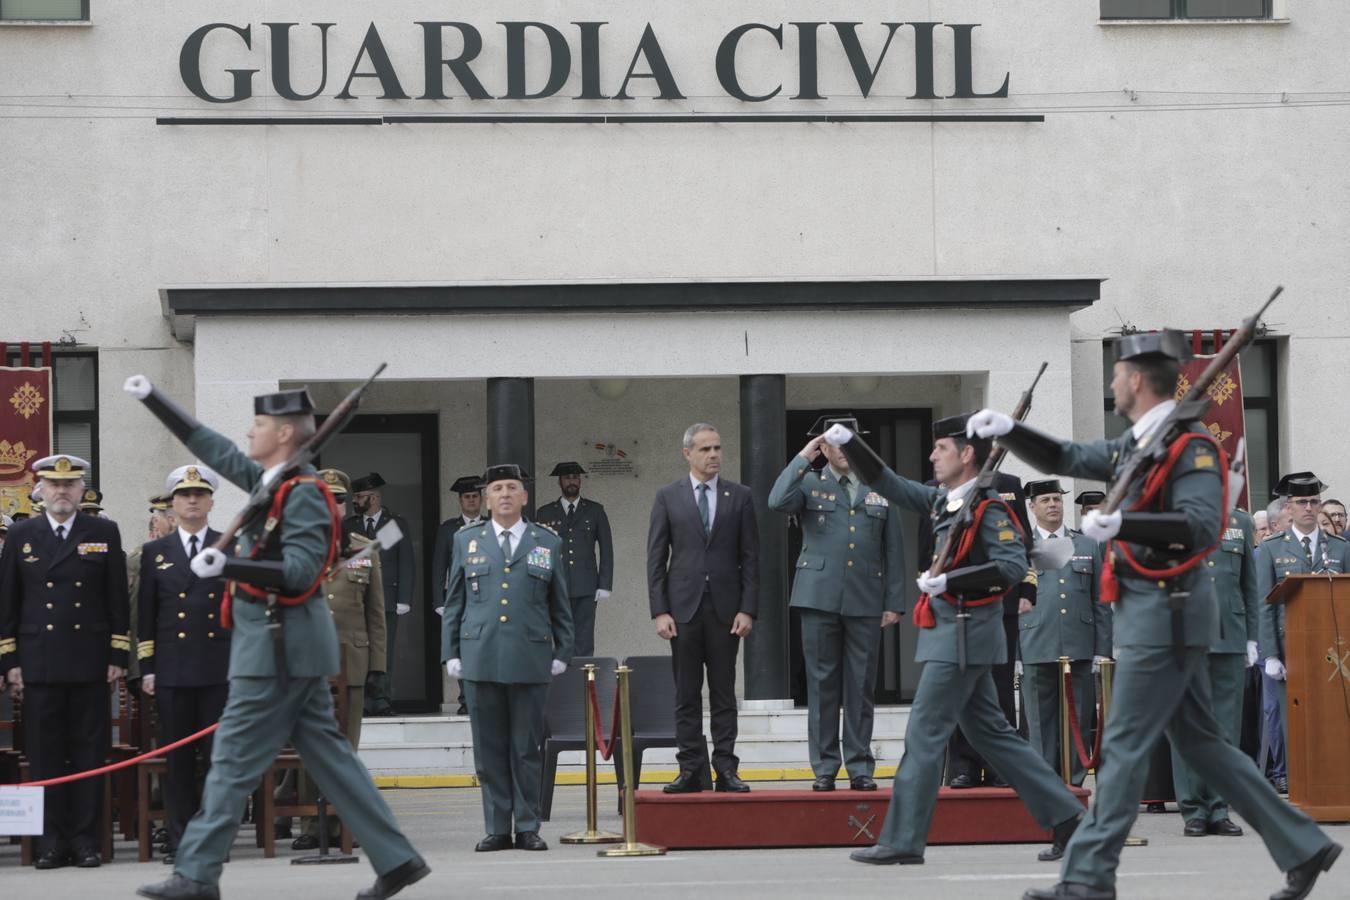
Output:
[1075, 490, 1106, 507]
[350, 473, 386, 493]
[549, 462, 586, 477]
[253, 388, 316, 417]
[79, 488, 104, 512]
[1115, 329, 1193, 363]
[166, 465, 219, 495]
[484, 464, 529, 485]
[318, 468, 351, 497]
[1273, 471, 1328, 498]
[450, 475, 483, 494]
[1025, 479, 1067, 498]
[807, 414, 868, 437]
[932, 413, 974, 441]
[33, 454, 90, 480]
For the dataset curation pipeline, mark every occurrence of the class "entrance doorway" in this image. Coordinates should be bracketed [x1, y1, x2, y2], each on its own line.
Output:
[319, 413, 441, 713]
[783, 408, 933, 704]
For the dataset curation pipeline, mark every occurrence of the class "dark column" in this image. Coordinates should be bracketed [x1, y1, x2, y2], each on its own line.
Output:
[739, 374, 789, 700]
[486, 377, 535, 516]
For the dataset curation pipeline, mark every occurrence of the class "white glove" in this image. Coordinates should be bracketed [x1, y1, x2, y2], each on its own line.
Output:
[1014, 660, 1023, 678]
[123, 374, 152, 399]
[966, 409, 1014, 439]
[822, 423, 854, 447]
[1264, 657, 1286, 681]
[1081, 509, 1123, 542]
[1093, 655, 1109, 673]
[551, 659, 567, 676]
[1246, 641, 1260, 668]
[445, 658, 462, 678]
[396, 603, 411, 615]
[916, 570, 947, 596]
[434, 606, 445, 618]
[191, 547, 226, 578]
[141, 674, 156, 696]
[595, 589, 611, 602]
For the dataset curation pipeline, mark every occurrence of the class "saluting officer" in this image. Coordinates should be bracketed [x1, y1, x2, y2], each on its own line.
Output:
[1019, 480, 1110, 800]
[349, 473, 415, 718]
[0, 454, 130, 869]
[533, 462, 613, 656]
[1258, 472, 1350, 756]
[137, 465, 229, 864]
[971, 330, 1340, 900]
[767, 415, 905, 792]
[1170, 505, 1260, 839]
[442, 464, 574, 852]
[825, 416, 1084, 867]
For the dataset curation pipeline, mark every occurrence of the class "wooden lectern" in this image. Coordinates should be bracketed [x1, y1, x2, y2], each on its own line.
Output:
[1266, 573, 1350, 821]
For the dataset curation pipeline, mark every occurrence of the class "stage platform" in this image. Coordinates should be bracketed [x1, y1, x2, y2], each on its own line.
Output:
[633, 785, 1092, 850]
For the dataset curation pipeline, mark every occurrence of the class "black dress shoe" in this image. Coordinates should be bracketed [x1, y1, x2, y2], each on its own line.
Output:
[715, 771, 751, 793]
[850, 775, 878, 791]
[663, 771, 704, 794]
[74, 847, 101, 868]
[1208, 818, 1243, 837]
[34, 849, 69, 870]
[1145, 802, 1166, 813]
[475, 834, 512, 852]
[456, 702, 468, 715]
[812, 775, 836, 792]
[949, 773, 978, 789]
[1183, 819, 1209, 837]
[1022, 882, 1116, 900]
[1271, 841, 1342, 900]
[291, 834, 319, 851]
[356, 855, 432, 900]
[515, 831, 548, 851]
[1038, 812, 1083, 862]
[849, 844, 923, 865]
[136, 873, 221, 900]
[1275, 776, 1289, 795]
[161, 852, 176, 865]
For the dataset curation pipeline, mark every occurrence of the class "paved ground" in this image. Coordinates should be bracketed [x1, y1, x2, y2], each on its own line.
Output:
[3, 780, 1348, 899]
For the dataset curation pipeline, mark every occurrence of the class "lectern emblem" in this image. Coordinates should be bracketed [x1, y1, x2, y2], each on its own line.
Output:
[1326, 643, 1350, 682]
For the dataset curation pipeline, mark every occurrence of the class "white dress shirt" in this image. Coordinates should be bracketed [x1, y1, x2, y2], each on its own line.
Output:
[1036, 525, 1068, 542]
[45, 511, 74, 538]
[491, 517, 528, 554]
[179, 525, 209, 557]
[1130, 398, 1178, 443]
[1290, 523, 1321, 566]
[690, 473, 719, 525]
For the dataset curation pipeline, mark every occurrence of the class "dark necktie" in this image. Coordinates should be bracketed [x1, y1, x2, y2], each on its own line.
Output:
[55, 524, 66, 541]
[365, 517, 376, 539]
[565, 503, 576, 529]
[1303, 535, 1316, 570]
[500, 529, 512, 560]
[839, 475, 853, 505]
[697, 484, 711, 537]
[189, 534, 199, 559]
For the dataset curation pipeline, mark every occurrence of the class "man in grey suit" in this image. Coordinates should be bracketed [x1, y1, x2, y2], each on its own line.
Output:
[768, 415, 905, 792]
[647, 423, 759, 794]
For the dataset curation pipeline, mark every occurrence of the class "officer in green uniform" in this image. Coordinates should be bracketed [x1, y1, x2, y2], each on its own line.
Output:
[970, 330, 1339, 900]
[442, 464, 574, 852]
[1020, 479, 1110, 794]
[1257, 471, 1350, 757]
[827, 415, 1085, 866]
[767, 415, 905, 792]
[533, 462, 613, 657]
[1168, 505, 1260, 838]
[290, 468, 390, 851]
[125, 375, 429, 900]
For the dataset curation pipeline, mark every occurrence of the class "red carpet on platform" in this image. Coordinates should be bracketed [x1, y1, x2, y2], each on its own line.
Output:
[633, 786, 1091, 850]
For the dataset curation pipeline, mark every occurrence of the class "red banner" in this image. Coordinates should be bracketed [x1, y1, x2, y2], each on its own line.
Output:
[1173, 334, 1248, 511]
[0, 367, 53, 518]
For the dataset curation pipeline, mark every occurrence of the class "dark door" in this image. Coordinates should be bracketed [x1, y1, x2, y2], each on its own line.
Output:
[319, 413, 441, 713]
[784, 408, 933, 704]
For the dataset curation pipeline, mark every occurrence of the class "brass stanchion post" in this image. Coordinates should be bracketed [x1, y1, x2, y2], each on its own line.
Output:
[598, 665, 666, 857]
[1099, 658, 1148, 847]
[1059, 656, 1073, 786]
[562, 665, 622, 844]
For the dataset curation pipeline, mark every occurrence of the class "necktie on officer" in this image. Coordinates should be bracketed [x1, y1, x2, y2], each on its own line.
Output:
[839, 474, 854, 506]
[565, 502, 576, 529]
[500, 529, 512, 560]
[55, 524, 66, 541]
[189, 534, 199, 559]
[366, 517, 376, 539]
[697, 483, 711, 538]
[1303, 535, 1316, 570]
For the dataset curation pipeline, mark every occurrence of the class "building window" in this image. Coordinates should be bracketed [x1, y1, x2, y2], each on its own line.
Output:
[3, 349, 100, 486]
[1101, 0, 1269, 18]
[0, 0, 88, 21]
[1102, 338, 1277, 506]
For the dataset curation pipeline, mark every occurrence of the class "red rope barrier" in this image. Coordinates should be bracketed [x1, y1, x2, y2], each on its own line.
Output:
[2, 722, 220, 788]
[586, 677, 621, 761]
[1062, 668, 1104, 771]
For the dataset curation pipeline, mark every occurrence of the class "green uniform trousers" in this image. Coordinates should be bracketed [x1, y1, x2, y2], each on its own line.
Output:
[175, 676, 415, 886]
[878, 662, 1082, 855]
[1023, 660, 1095, 787]
[462, 679, 548, 835]
[800, 609, 881, 780]
[570, 594, 597, 658]
[299, 685, 365, 839]
[1170, 652, 1245, 826]
[1062, 646, 1328, 890]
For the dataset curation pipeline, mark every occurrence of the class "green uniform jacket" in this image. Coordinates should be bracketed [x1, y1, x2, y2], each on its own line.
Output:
[533, 498, 614, 597]
[1206, 509, 1260, 654]
[1020, 530, 1110, 664]
[1257, 526, 1350, 661]
[322, 532, 388, 685]
[867, 468, 1028, 664]
[186, 425, 340, 678]
[441, 521, 574, 684]
[767, 459, 906, 616]
[1049, 423, 1223, 649]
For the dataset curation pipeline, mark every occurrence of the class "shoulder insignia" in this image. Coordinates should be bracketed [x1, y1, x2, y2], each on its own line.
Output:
[1262, 531, 1285, 543]
[1000, 492, 1017, 502]
[1194, 453, 1215, 469]
[998, 529, 1016, 542]
[535, 523, 558, 536]
[994, 518, 1011, 529]
[1329, 533, 1349, 544]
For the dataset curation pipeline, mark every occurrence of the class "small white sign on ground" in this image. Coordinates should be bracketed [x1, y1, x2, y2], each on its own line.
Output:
[0, 785, 44, 835]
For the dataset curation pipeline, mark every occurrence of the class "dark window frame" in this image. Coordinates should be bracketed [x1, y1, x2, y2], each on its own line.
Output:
[1101, 0, 1271, 19]
[3, 348, 100, 487]
[0, 0, 89, 21]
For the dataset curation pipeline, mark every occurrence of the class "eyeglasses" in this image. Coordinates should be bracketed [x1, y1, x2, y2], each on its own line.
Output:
[1290, 498, 1322, 508]
[1329, 512, 1349, 522]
